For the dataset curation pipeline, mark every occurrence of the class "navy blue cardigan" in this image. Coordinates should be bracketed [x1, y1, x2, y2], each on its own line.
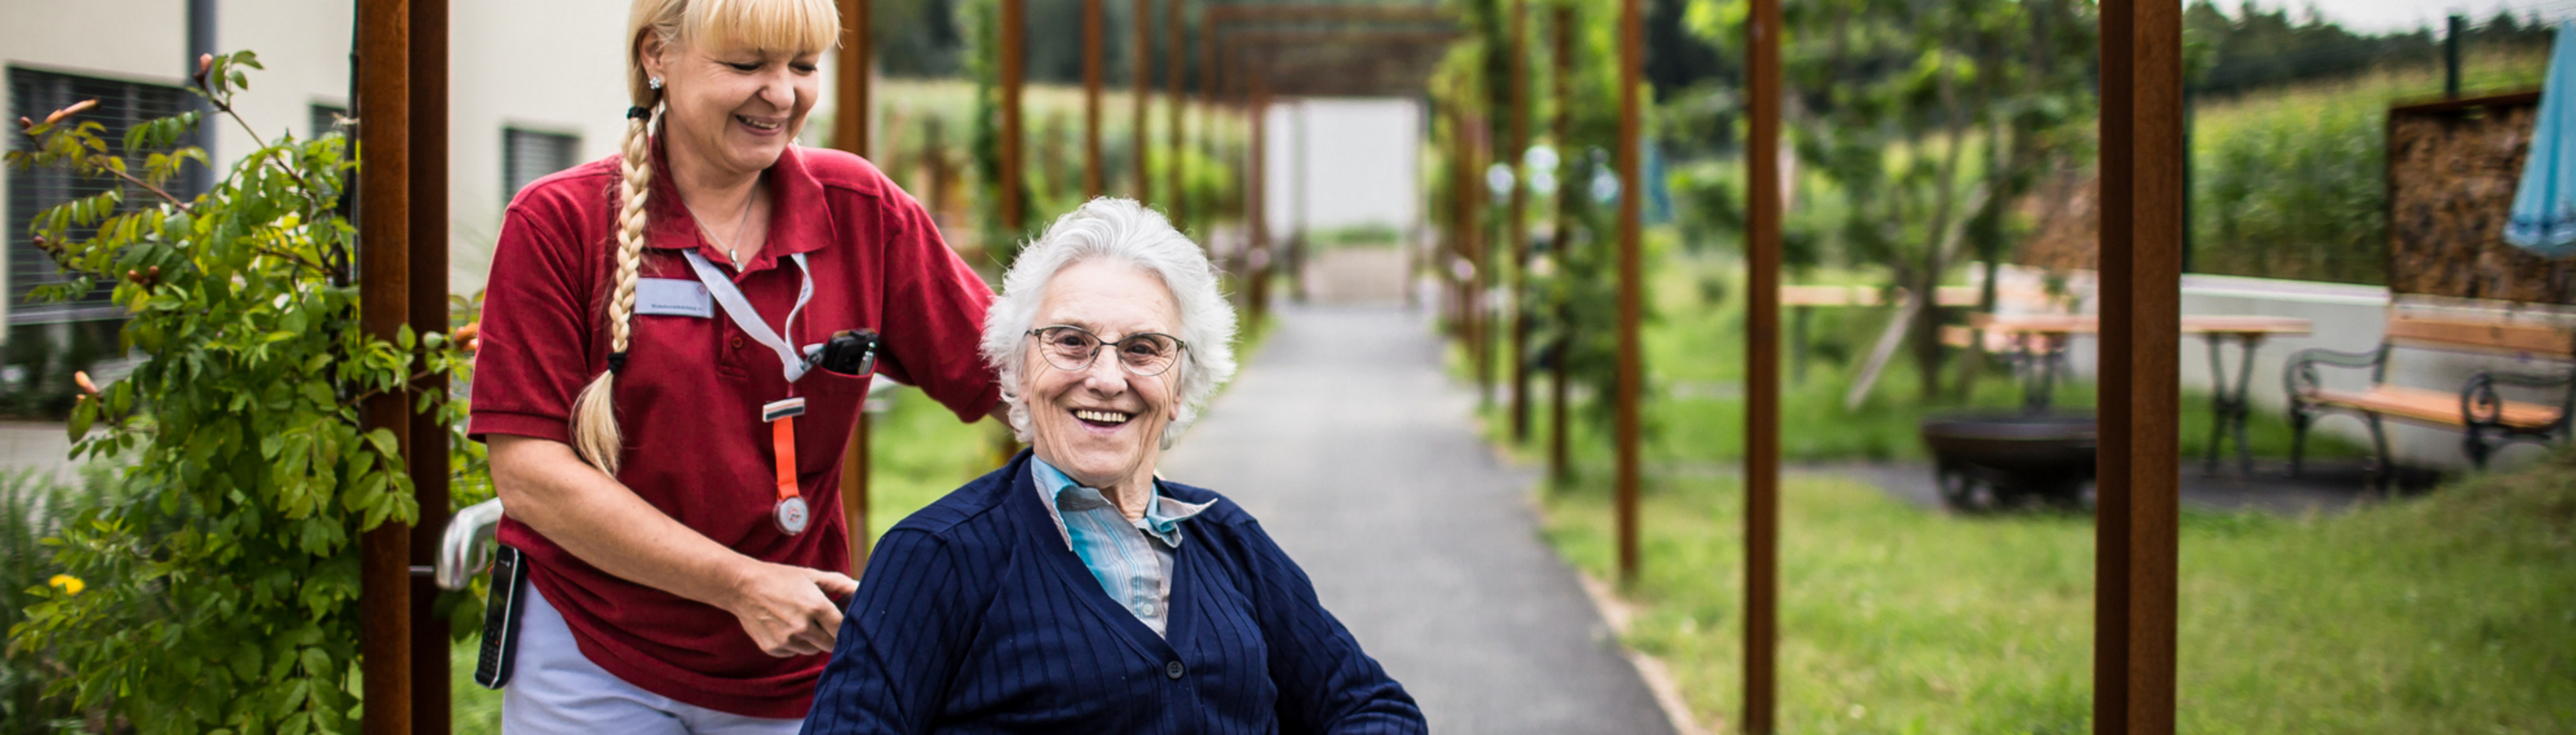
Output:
[802, 451, 1427, 734]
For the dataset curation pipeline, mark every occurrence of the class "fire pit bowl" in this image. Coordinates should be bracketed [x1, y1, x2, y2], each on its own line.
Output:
[1919, 411, 2096, 512]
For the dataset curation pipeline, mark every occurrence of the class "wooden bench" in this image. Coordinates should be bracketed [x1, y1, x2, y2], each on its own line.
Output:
[2285, 315, 2575, 481]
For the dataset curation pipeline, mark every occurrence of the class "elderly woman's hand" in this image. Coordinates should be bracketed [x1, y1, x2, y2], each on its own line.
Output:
[724, 562, 859, 657]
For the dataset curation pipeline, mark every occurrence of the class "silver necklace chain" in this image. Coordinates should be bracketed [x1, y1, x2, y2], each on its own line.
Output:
[686, 185, 761, 268]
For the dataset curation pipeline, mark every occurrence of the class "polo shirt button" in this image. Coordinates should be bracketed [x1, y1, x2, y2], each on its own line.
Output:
[1165, 661, 1185, 679]
[730, 335, 744, 349]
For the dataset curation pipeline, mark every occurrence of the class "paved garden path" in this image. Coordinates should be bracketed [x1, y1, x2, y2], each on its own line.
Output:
[1160, 300, 1677, 735]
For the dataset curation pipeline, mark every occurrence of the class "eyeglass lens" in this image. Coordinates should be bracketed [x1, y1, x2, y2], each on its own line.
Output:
[1035, 327, 1181, 376]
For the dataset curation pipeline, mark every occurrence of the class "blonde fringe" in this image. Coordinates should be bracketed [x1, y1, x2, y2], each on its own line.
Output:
[570, 106, 660, 475]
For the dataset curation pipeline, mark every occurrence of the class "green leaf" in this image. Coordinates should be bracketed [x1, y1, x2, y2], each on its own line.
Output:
[67, 397, 95, 441]
[364, 428, 398, 459]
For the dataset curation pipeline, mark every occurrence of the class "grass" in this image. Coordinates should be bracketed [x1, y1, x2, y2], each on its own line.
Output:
[1483, 236, 2565, 731]
[1536, 452, 2576, 733]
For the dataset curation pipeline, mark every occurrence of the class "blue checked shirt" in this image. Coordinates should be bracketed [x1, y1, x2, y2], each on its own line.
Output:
[1031, 457, 1214, 637]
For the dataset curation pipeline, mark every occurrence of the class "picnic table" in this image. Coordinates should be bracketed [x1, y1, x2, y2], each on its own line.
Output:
[1967, 313, 2314, 474]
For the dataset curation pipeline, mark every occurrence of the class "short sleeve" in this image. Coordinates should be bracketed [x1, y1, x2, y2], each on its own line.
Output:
[467, 203, 600, 445]
[867, 192, 1000, 422]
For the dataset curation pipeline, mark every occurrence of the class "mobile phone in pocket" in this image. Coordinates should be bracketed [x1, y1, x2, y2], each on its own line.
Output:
[474, 545, 531, 689]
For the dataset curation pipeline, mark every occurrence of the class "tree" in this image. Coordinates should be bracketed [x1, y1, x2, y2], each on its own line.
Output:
[1691, 0, 2097, 403]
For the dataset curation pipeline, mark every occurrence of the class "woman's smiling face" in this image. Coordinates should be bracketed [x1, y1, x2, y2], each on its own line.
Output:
[640, 36, 818, 178]
[1020, 260, 1183, 492]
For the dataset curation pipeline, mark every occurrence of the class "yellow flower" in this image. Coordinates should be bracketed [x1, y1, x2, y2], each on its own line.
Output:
[46, 574, 83, 596]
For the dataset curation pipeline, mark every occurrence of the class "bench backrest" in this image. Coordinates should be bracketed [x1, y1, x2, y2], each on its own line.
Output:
[2385, 315, 2576, 360]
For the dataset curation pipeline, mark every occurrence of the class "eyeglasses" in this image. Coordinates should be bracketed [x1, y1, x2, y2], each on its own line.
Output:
[1026, 325, 1188, 377]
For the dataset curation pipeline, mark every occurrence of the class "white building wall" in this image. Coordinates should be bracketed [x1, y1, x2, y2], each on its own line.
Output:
[4, 0, 850, 298]
[1262, 97, 1420, 243]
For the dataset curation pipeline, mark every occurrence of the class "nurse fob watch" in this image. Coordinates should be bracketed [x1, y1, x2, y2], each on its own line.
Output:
[761, 398, 811, 535]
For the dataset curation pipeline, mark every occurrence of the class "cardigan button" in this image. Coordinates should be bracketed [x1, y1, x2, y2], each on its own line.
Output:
[1165, 661, 1185, 679]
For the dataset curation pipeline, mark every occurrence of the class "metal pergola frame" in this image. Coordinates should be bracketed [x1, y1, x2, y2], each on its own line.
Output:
[345, 0, 2183, 730]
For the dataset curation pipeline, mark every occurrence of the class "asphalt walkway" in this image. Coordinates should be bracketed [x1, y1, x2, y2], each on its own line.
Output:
[1159, 300, 1676, 735]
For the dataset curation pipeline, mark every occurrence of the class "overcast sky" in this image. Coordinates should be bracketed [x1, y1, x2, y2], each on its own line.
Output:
[2275, 0, 2576, 32]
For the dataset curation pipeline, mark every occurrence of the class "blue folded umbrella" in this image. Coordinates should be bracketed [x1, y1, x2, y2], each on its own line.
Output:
[2505, 21, 2576, 258]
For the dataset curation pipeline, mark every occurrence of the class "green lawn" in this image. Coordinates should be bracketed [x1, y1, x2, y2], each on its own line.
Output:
[1477, 247, 2567, 732]
[1537, 454, 2576, 733]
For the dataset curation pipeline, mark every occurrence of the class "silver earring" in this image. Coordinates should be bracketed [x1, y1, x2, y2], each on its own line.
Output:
[649, 77, 663, 91]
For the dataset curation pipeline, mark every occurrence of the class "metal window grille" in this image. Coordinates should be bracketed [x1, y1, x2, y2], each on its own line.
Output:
[502, 127, 581, 206]
[5, 67, 203, 325]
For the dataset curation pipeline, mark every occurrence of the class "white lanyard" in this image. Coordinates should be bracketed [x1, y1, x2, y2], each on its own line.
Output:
[680, 249, 815, 384]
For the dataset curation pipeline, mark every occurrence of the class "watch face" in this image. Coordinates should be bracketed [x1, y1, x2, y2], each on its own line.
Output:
[775, 496, 810, 535]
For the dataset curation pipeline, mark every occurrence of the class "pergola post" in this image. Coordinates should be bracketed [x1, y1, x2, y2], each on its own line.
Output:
[1133, 0, 1152, 201]
[834, 0, 874, 571]
[1505, 0, 1531, 443]
[1084, 0, 1106, 198]
[356, 0, 413, 732]
[1548, 3, 1572, 483]
[835, 0, 871, 158]
[406, 0, 451, 731]
[1743, 0, 1782, 728]
[2095, 0, 2184, 730]
[1000, 0, 1024, 233]
[1613, 0, 1644, 587]
[1166, 0, 1186, 226]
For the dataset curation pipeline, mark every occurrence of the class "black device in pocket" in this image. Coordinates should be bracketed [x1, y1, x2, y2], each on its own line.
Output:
[474, 545, 532, 689]
[804, 328, 880, 376]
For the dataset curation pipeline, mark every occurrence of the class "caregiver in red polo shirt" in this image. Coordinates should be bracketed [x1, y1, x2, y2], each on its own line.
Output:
[467, 0, 999, 731]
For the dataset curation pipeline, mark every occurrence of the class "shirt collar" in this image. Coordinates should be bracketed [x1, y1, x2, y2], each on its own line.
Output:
[641, 139, 835, 275]
[1030, 455, 1211, 549]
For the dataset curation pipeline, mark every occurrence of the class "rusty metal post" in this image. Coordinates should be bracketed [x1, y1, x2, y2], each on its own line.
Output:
[1743, 0, 1781, 727]
[835, 0, 872, 158]
[834, 0, 875, 571]
[1167, 0, 1187, 226]
[1197, 5, 1218, 237]
[1084, 0, 1106, 198]
[405, 0, 450, 731]
[1506, 0, 1531, 442]
[356, 1, 413, 732]
[1466, 114, 1489, 406]
[1001, 0, 1025, 233]
[1248, 69, 1270, 329]
[1614, 0, 1643, 587]
[1134, 0, 1152, 201]
[2096, 0, 2183, 729]
[403, 3, 449, 734]
[839, 404, 873, 568]
[1548, 3, 1572, 484]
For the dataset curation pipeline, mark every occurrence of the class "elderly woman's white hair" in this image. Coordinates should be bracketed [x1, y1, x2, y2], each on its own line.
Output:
[980, 198, 1239, 449]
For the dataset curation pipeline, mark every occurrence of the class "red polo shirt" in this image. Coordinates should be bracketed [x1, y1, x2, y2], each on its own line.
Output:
[468, 143, 999, 719]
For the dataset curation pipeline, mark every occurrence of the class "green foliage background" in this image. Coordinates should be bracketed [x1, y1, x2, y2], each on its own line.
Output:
[3, 54, 475, 734]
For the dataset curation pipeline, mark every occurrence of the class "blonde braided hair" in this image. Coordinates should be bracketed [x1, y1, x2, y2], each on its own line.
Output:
[569, 103, 659, 475]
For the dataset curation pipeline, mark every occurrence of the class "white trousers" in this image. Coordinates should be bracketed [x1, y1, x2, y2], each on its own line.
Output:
[500, 585, 805, 735]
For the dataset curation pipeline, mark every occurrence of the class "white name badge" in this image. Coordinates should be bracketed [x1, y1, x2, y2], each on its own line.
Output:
[634, 278, 714, 318]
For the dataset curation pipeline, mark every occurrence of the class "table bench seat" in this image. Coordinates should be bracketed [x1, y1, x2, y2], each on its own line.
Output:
[2286, 315, 2573, 485]
[2300, 385, 2563, 431]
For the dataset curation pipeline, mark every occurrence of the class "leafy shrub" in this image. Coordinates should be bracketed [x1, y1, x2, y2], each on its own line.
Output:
[4, 52, 471, 734]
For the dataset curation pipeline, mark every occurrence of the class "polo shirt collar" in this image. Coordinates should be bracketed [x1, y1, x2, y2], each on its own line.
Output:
[1030, 455, 1210, 549]
[641, 139, 835, 275]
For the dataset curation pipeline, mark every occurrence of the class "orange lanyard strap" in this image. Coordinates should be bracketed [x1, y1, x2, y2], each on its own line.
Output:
[761, 398, 807, 502]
